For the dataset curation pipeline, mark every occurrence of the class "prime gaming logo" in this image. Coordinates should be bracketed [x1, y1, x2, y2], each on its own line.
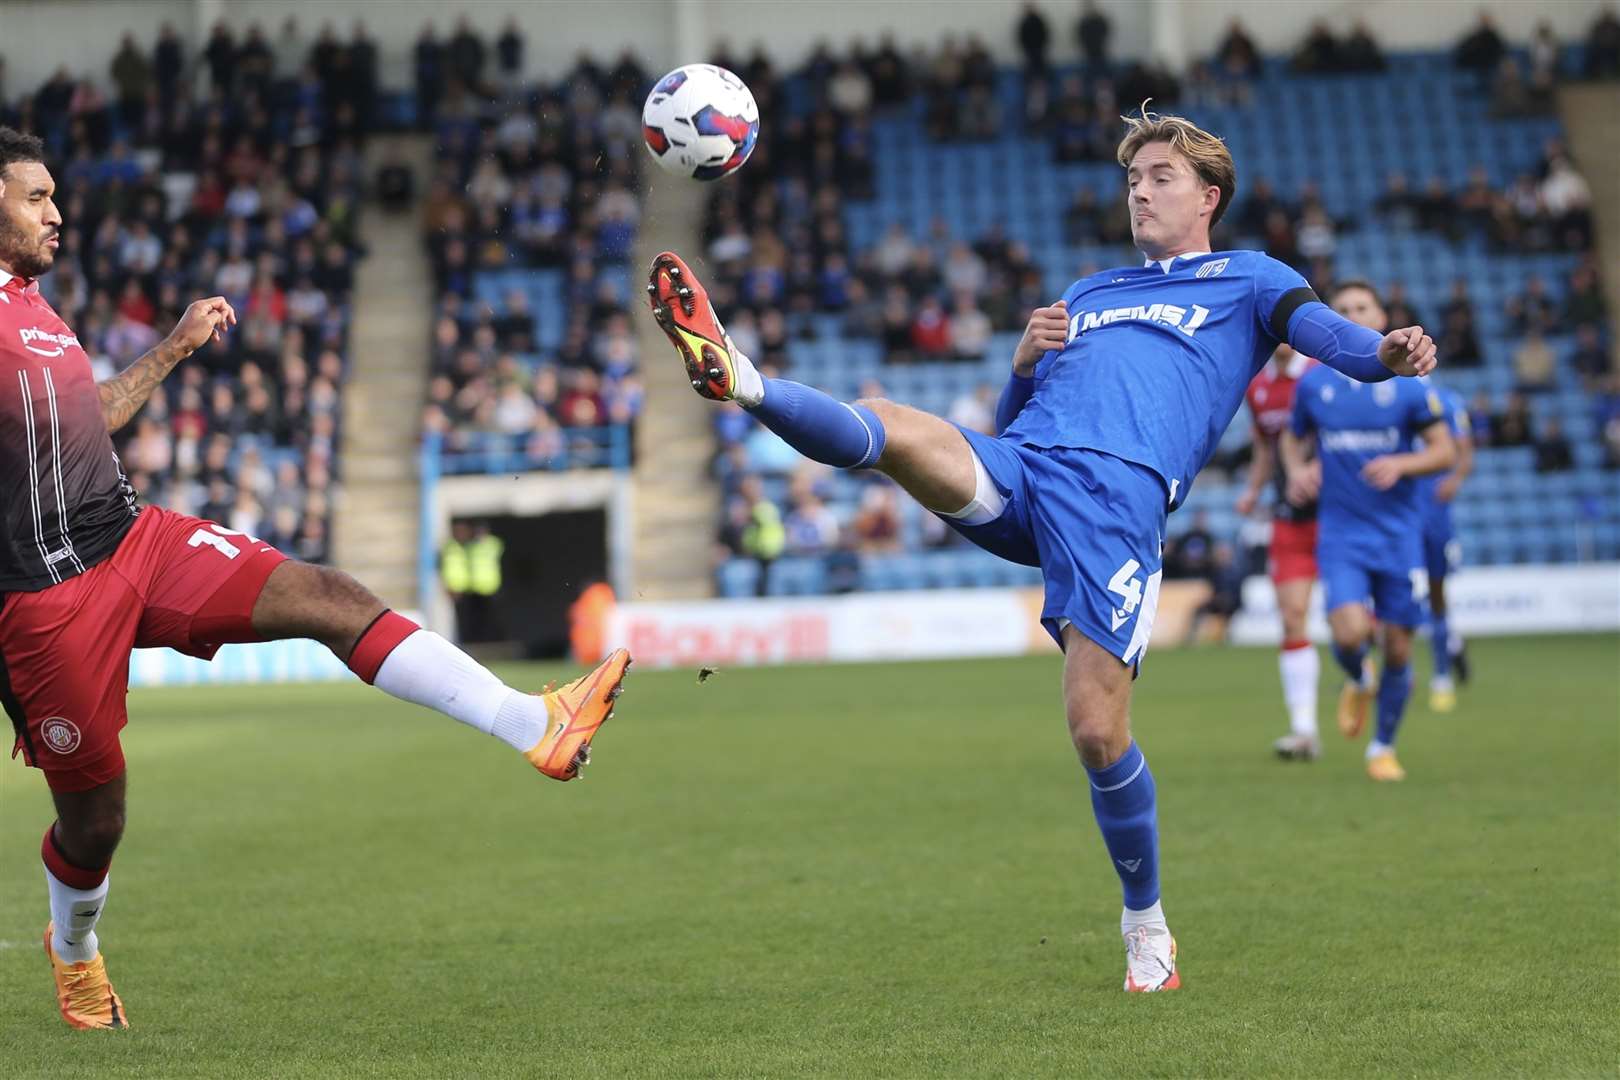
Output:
[18, 326, 79, 358]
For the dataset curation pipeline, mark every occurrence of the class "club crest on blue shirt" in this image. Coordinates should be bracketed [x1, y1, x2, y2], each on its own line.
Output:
[1374, 382, 1397, 406]
[1322, 386, 1335, 402]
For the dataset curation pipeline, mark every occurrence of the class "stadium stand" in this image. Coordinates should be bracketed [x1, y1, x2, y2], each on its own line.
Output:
[0, 23, 375, 564]
[706, 22, 1619, 598]
[418, 32, 648, 475]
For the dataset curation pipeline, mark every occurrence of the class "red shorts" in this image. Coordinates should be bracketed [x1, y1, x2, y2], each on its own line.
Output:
[1269, 519, 1319, 585]
[2, 507, 286, 792]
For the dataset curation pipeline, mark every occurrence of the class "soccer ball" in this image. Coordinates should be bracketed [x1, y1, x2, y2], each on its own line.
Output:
[641, 64, 759, 181]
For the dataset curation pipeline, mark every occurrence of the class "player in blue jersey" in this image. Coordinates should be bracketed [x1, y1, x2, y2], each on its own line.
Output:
[1282, 281, 1456, 782]
[1417, 384, 1474, 712]
[647, 109, 1436, 990]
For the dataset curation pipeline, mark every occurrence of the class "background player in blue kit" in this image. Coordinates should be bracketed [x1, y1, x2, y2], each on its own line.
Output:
[1283, 280, 1456, 782]
[1419, 385, 1475, 712]
[648, 109, 1436, 990]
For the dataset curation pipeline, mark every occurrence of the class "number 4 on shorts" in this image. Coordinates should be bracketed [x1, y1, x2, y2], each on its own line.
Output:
[1109, 558, 1144, 630]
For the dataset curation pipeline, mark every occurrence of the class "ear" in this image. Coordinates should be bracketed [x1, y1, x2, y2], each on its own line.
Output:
[1202, 183, 1221, 218]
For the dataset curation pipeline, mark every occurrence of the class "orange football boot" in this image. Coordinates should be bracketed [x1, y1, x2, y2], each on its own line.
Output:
[1366, 750, 1407, 782]
[1337, 657, 1379, 739]
[44, 923, 127, 1030]
[526, 648, 632, 780]
[647, 251, 744, 401]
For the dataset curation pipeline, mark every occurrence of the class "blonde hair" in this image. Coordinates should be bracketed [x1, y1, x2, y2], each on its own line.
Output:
[1115, 103, 1236, 226]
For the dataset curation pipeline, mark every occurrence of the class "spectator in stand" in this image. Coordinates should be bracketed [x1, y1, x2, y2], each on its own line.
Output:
[1018, 3, 1051, 74]
[1341, 21, 1386, 72]
[1077, 0, 1112, 68]
[1456, 13, 1506, 75]
[1514, 330, 1557, 392]
[1571, 324, 1612, 384]
[1292, 22, 1342, 74]
[909, 294, 952, 359]
[1540, 152, 1593, 250]
[1494, 392, 1535, 447]
[949, 293, 993, 360]
[1565, 261, 1608, 326]
[1586, 7, 1620, 79]
[1534, 418, 1575, 472]
[851, 486, 902, 554]
[785, 486, 840, 558]
[497, 17, 524, 85]
[1507, 275, 1559, 333]
[1216, 20, 1262, 79]
[948, 384, 997, 435]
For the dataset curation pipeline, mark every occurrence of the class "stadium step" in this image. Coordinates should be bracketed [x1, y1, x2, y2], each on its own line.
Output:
[1558, 83, 1620, 354]
[331, 133, 436, 613]
[627, 168, 721, 601]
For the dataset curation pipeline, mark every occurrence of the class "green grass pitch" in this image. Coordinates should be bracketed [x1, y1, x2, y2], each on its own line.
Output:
[1, 634, 1616, 1078]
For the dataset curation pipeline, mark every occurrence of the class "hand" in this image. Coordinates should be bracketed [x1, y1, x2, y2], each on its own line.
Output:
[165, 296, 237, 357]
[1436, 473, 1461, 503]
[1378, 326, 1437, 376]
[1012, 300, 1069, 374]
[1361, 454, 1405, 490]
[1235, 486, 1259, 516]
[1285, 460, 1320, 505]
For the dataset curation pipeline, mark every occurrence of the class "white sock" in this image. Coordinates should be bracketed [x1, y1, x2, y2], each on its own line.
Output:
[729, 343, 765, 407]
[1279, 644, 1320, 738]
[1366, 739, 1392, 759]
[1431, 674, 1454, 693]
[373, 630, 549, 752]
[45, 867, 108, 964]
[1121, 899, 1166, 932]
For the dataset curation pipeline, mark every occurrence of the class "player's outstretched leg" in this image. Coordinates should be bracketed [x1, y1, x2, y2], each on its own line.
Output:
[1064, 629, 1179, 992]
[41, 778, 127, 1029]
[1366, 626, 1414, 782]
[250, 562, 630, 781]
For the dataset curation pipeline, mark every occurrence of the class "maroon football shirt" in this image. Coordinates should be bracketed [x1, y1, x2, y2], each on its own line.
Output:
[0, 269, 138, 591]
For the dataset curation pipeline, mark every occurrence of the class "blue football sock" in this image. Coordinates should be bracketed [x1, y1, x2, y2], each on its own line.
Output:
[1085, 742, 1160, 911]
[1430, 612, 1451, 680]
[747, 378, 886, 470]
[1375, 662, 1413, 746]
[1331, 641, 1370, 683]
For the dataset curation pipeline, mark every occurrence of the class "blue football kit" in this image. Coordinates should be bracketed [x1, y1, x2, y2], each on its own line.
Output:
[1417, 384, 1471, 584]
[945, 249, 1391, 662]
[1290, 366, 1448, 626]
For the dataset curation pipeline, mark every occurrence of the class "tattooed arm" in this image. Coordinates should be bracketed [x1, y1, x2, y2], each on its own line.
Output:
[98, 296, 236, 432]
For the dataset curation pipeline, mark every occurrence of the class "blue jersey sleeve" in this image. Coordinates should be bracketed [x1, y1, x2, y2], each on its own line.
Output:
[1251, 256, 1320, 344]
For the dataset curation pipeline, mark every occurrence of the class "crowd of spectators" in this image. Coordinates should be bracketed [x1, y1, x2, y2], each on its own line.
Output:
[417, 25, 648, 465]
[1, 21, 373, 563]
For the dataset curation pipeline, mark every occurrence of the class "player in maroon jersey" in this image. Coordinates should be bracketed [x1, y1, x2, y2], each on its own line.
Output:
[0, 128, 631, 1030]
[1237, 343, 1322, 760]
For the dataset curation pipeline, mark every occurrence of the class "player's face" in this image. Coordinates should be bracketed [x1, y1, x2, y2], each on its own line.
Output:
[0, 161, 61, 279]
[1126, 142, 1217, 258]
[1331, 286, 1388, 332]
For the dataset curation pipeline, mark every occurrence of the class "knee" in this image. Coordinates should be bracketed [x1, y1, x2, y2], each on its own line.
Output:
[1066, 704, 1129, 769]
[853, 396, 898, 423]
[58, 808, 125, 866]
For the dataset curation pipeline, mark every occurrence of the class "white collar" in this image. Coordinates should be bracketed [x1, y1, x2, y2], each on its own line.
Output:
[1143, 251, 1212, 274]
[0, 268, 11, 287]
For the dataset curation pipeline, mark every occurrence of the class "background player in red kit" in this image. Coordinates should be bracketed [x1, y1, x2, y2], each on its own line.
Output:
[0, 128, 631, 1031]
[1237, 343, 1321, 760]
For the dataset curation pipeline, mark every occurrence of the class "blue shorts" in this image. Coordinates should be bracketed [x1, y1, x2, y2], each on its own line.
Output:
[942, 428, 1169, 665]
[1422, 520, 1461, 584]
[1319, 542, 1428, 628]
